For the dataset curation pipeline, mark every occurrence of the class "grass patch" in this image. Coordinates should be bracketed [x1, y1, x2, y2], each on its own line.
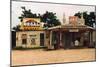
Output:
[12, 46, 47, 50]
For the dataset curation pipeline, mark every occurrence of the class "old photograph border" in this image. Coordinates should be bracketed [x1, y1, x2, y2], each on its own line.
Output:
[10, 0, 96, 67]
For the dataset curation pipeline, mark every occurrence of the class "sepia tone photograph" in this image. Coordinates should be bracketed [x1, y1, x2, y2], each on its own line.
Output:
[11, 0, 96, 66]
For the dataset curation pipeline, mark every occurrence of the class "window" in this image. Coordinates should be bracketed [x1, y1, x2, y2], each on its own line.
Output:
[16, 37, 18, 41]
[22, 39, 27, 44]
[30, 35, 36, 45]
[31, 38, 36, 45]
[21, 34, 27, 44]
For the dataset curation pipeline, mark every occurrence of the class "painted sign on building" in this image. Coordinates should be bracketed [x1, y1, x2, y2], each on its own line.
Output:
[69, 16, 78, 25]
[69, 29, 79, 32]
[20, 18, 43, 30]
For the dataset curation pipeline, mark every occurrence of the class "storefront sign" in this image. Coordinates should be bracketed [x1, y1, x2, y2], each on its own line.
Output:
[23, 26, 42, 30]
[21, 18, 43, 30]
[69, 29, 79, 32]
[69, 16, 78, 25]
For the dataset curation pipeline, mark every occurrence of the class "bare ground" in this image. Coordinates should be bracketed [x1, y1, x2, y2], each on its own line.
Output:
[11, 48, 96, 66]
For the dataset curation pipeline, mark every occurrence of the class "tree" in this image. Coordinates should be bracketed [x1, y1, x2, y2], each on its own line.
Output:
[74, 11, 96, 27]
[13, 7, 61, 31]
[74, 12, 81, 18]
[13, 25, 21, 31]
[19, 6, 40, 22]
[40, 11, 61, 27]
[19, 7, 61, 27]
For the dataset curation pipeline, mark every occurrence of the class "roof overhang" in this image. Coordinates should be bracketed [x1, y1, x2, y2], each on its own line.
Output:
[47, 24, 95, 31]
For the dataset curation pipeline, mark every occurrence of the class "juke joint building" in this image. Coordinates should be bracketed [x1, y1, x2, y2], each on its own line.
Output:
[14, 15, 95, 49]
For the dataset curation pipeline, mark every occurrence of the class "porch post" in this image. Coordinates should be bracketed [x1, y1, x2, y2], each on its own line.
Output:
[45, 30, 51, 49]
[49, 31, 53, 49]
[80, 33, 84, 46]
[89, 31, 93, 47]
[59, 30, 62, 48]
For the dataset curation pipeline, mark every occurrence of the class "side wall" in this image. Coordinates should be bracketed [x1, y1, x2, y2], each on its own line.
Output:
[16, 31, 45, 48]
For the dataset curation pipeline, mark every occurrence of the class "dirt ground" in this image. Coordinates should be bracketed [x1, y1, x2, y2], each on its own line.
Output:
[11, 48, 96, 66]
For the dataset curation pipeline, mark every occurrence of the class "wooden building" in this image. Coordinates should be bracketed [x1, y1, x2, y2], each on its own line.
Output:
[14, 14, 95, 49]
[45, 24, 95, 49]
[44, 15, 95, 49]
[15, 18, 45, 48]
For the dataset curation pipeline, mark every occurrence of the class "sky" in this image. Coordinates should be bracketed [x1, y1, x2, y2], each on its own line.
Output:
[11, 1, 95, 28]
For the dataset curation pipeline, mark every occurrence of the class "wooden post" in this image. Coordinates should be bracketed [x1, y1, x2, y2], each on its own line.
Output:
[80, 33, 84, 46]
[46, 30, 51, 49]
[59, 30, 62, 48]
[50, 31, 53, 49]
[89, 31, 93, 47]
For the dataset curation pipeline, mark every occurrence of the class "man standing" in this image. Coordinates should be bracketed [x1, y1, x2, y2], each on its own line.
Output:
[75, 40, 79, 47]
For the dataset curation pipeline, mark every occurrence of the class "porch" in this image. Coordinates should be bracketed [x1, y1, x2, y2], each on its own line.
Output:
[45, 25, 95, 49]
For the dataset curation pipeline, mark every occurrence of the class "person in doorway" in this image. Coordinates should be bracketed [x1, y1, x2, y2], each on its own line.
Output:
[75, 40, 79, 47]
[54, 39, 57, 50]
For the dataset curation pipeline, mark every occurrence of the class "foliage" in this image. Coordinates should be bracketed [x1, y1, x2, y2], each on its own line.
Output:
[13, 6, 61, 31]
[74, 11, 96, 27]
[13, 46, 47, 50]
[12, 25, 21, 31]
[18, 6, 61, 27]
[19, 6, 40, 22]
[40, 11, 61, 27]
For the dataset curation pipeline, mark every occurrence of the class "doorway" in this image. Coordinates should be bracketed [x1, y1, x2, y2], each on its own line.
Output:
[40, 33, 44, 46]
[62, 32, 72, 49]
[52, 31, 60, 49]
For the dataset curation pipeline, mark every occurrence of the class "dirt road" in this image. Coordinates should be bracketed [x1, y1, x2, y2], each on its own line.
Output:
[11, 48, 95, 66]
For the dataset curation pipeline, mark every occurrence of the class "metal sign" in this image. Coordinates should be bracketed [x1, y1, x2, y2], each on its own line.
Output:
[69, 29, 79, 32]
[69, 16, 78, 25]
